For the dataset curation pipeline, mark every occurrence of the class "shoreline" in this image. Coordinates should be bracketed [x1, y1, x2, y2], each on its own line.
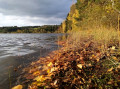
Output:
[14, 41, 66, 88]
[0, 41, 60, 89]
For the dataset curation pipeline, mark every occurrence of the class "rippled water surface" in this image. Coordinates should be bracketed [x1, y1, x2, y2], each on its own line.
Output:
[0, 33, 61, 58]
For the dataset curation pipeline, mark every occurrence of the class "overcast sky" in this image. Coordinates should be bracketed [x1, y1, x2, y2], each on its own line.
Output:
[0, 0, 72, 26]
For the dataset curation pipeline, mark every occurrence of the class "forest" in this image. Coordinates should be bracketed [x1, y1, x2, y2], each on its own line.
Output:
[58, 0, 120, 32]
[0, 25, 59, 33]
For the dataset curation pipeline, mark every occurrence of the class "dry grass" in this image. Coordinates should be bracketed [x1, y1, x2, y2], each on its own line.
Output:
[66, 27, 120, 72]
[68, 27, 120, 50]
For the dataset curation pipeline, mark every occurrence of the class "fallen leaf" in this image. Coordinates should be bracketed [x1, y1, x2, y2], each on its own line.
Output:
[107, 80, 113, 84]
[33, 71, 40, 76]
[32, 82, 37, 85]
[96, 58, 99, 62]
[26, 75, 34, 80]
[34, 75, 45, 82]
[114, 82, 118, 86]
[111, 46, 115, 50]
[112, 56, 118, 61]
[107, 67, 113, 72]
[117, 65, 120, 69]
[47, 62, 53, 67]
[77, 64, 82, 69]
[47, 69, 51, 73]
[50, 67, 58, 73]
[54, 80, 58, 85]
[12, 85, 23, 89]
[41, 70, 48, 75]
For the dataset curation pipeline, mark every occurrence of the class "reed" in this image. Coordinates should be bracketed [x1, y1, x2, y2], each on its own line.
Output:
[68, 27, 120, 50]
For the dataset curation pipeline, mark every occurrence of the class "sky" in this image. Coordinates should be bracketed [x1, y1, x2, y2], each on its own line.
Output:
[0, 0, 72, 26]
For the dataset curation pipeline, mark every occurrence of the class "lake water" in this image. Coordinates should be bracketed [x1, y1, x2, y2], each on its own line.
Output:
[0, 33, 62, 89]
[0, 33, 62, 58]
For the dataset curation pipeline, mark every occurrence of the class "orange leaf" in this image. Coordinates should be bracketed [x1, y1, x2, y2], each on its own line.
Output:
[33, 71, 40, 76]
[12, 85, 23, 89]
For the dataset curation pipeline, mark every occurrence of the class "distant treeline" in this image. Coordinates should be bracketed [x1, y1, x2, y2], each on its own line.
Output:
[0, 25, 60, 33]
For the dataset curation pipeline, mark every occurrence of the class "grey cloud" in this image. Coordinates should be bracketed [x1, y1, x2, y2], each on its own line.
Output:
[0, 0, 72, 26]
[0, 0, 72, 18]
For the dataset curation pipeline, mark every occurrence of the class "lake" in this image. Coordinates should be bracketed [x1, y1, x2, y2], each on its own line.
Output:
[0, 33, 62, 89]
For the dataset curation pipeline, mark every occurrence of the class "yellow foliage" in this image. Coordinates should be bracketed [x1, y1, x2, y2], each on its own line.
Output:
[61, 20, 66, 33]
[34, 75, 45, 82]
[74, 9, 79, 18]
[105, 5, 114, 13]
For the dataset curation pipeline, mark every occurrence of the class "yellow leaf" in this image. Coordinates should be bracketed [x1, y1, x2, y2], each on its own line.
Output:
[31, 62, 35, 65]
[33, 71, 40, 76]
[107, 53, 110, 56]
[37, 82, 45, 86]
[108, 81, 112, 84]
[47, 69, 51, 73]
[82, 78, 85, 83]
[107, 67, 113, 72]
[34, 75, 45, 82]
[96, 58, 99, 62]
[114, 83, 118, 86]
[77, 64, 82, 69]
[92, 54, 95, 57]
[117, 65, 120, 68]
[12, 85, 23, 89]
[32, 82, 37, 85]
[50, 67, 58, 73]
[112, 56, 118, 61]
[111, 46, 115, 50]
[54, 80, 58, 85]
[47, 62, 53, 67]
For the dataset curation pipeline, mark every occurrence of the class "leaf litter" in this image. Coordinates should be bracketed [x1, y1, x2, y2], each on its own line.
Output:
[14, 38, 120, 89]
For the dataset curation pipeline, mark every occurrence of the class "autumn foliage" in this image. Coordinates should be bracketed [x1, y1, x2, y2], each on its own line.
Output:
[12, 0, 120, 89]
